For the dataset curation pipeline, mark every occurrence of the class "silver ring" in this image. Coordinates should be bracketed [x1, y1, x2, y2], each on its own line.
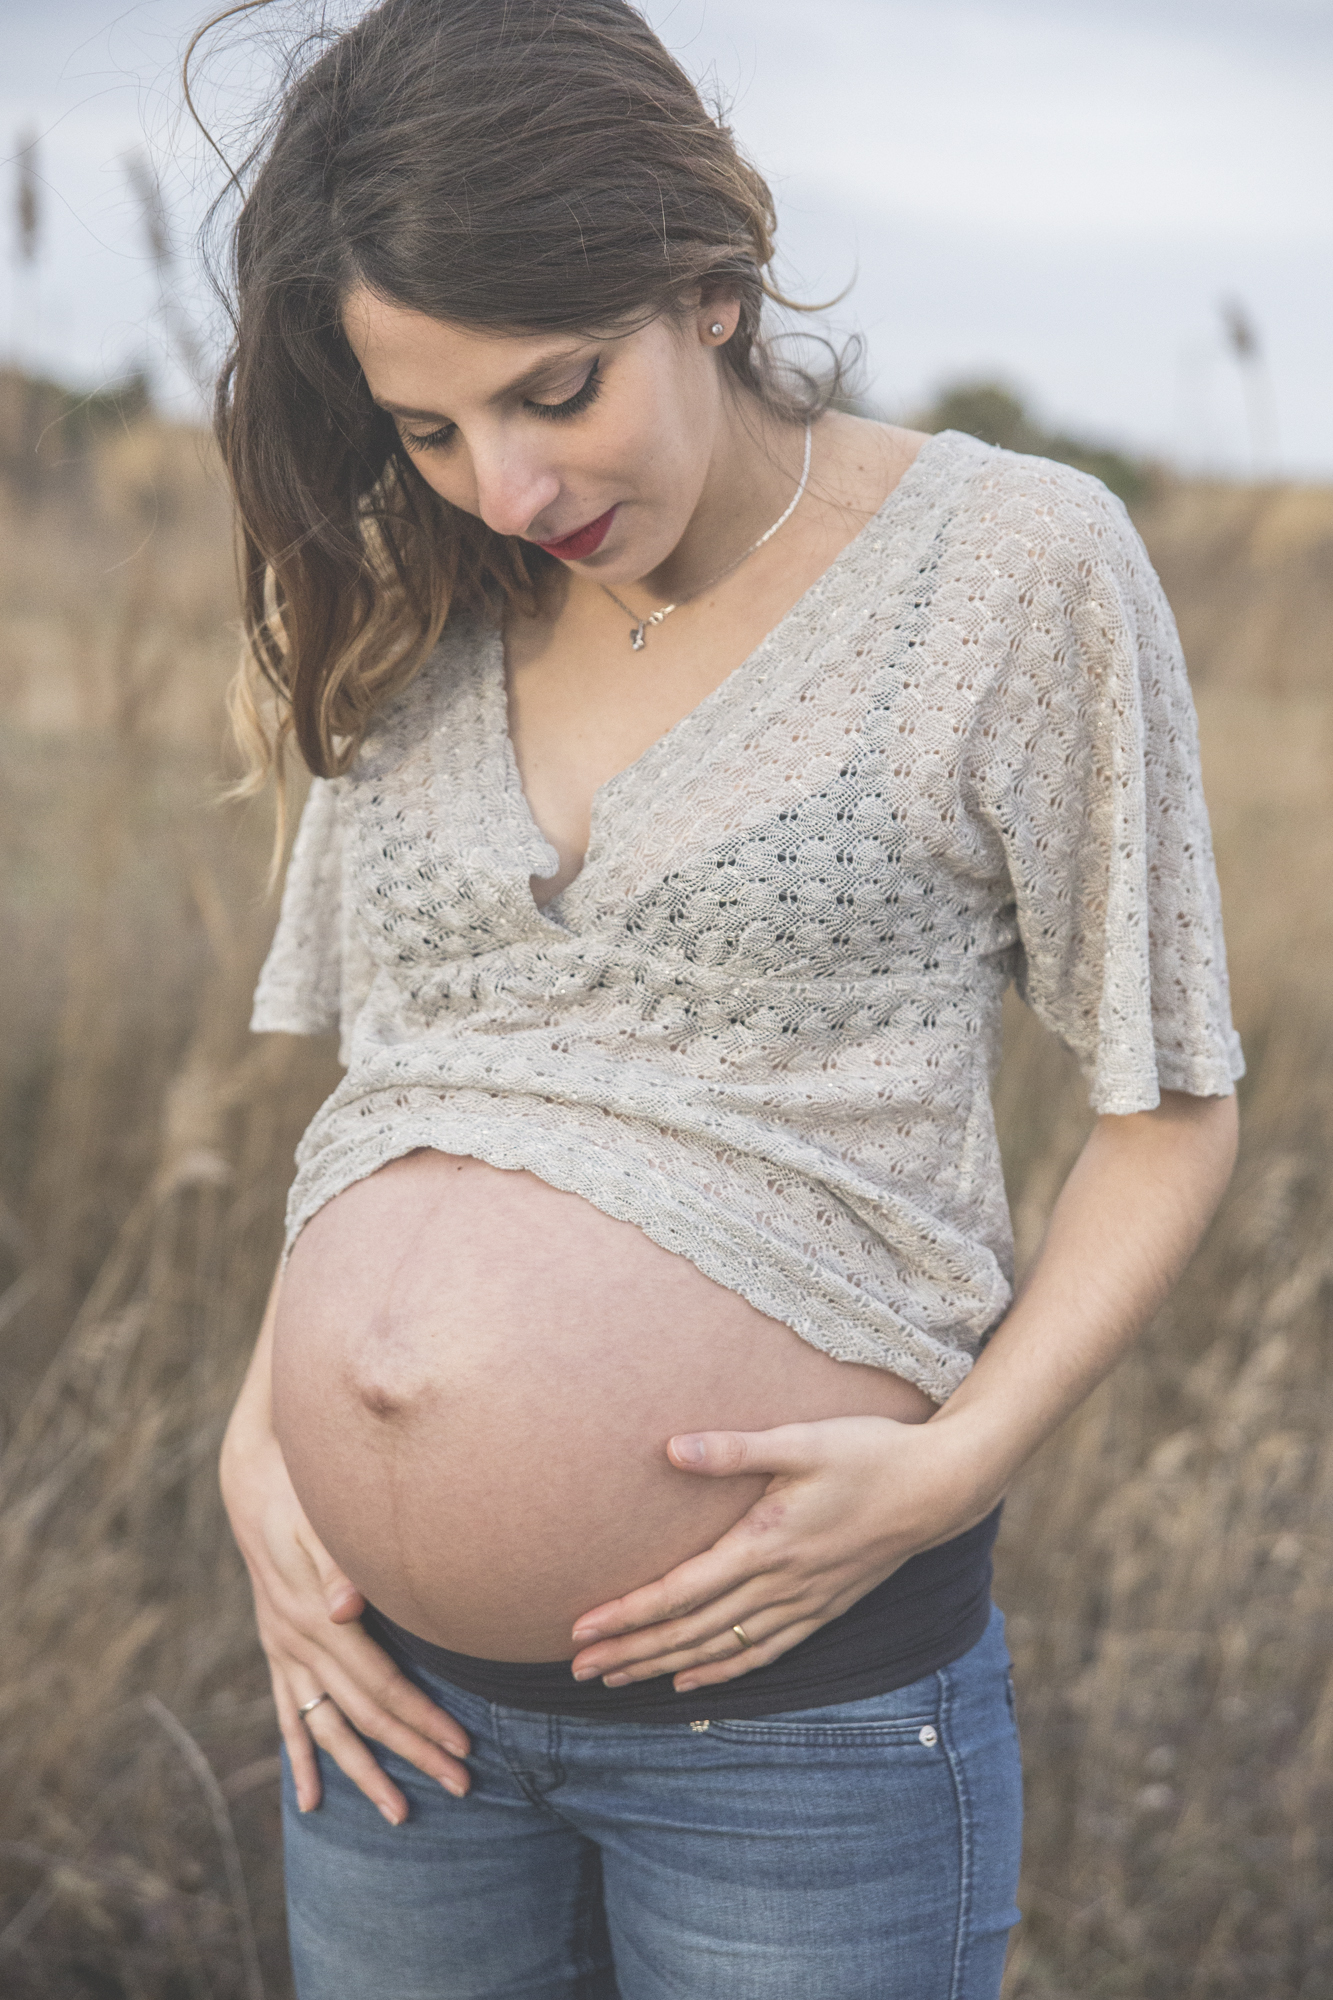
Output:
[297, 1692, 332, 1719]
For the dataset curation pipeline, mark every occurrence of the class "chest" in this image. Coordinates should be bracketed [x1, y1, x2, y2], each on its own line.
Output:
[341, 579, 1011, 999]
[503, 513, 887, 905]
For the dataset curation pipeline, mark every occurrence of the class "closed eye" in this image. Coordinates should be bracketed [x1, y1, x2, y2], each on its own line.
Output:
[400, 418, 457, 454]
[399, 358, 603, 455]
[526, 357, 602, 423]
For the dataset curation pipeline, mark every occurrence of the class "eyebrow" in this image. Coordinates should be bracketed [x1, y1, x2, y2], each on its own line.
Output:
[375, 344, 595, 423]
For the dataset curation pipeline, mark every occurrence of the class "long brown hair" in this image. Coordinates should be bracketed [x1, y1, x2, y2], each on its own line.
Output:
[208, 0, 846, 792]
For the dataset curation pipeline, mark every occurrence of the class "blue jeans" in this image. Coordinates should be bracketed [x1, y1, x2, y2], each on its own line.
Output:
[283, 1601, 1023, 1998]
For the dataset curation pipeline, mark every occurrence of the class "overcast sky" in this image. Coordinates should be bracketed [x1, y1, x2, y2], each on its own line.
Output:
[1, 0, 1330, 475]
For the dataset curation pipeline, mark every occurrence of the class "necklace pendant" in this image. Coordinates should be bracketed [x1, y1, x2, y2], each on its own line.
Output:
[598, 423, 810, 658]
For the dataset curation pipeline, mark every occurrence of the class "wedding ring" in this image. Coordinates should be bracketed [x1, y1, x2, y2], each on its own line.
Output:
[297, 1692, 332, 1719]
[731, 1623, 755, 1649]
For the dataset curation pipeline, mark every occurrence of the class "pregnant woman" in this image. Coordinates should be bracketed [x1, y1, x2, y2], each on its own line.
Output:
[215, 1, 1243, 1993]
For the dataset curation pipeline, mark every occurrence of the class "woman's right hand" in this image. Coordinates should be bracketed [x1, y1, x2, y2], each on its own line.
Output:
[220, 1279, 472, 1823]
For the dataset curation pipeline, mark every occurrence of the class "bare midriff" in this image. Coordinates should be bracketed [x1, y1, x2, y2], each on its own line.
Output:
[271, 1149, 936, 1660]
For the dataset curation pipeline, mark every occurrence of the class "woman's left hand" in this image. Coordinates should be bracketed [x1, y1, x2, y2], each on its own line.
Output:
[568, 1414, 995, 1695]
[569, 1094, 1242, 1697]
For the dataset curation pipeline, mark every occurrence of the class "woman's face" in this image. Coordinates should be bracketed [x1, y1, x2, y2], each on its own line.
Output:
[341, 288, 740, 583]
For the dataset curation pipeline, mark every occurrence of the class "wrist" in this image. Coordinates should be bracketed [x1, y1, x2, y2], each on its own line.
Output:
[918, 1394, 1024, 1521]
[219, 1379, 279, 1512]
[222, 1266, 282, 1489]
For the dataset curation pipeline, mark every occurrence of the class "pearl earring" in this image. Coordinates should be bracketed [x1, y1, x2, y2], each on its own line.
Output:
[708, 321, 725, 337]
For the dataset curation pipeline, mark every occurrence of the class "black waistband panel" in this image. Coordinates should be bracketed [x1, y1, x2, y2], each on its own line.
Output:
[364, 1505, 1002, 1723]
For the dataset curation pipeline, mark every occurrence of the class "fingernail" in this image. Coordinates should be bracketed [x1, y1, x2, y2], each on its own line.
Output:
[673, 1434, 706, 1463]
[676, 1679, 699, 1693]
[442, 1781, 468, 1800]
[572, 1667, 598, 1682]
[571, 1625, 600, 1643]
[379, 1804, 405, 1827]
[603, 1673, 631, 1688]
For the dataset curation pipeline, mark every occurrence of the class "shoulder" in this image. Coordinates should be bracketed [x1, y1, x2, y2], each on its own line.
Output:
[811, 413, 933, 522]
[822, 414, 1146, 603]
[927, 433, 1145, 589]
[889, 441, 1185, 750]
[905, 436, 1173, 692]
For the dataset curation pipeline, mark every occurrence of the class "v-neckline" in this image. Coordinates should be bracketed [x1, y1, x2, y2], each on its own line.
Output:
[491, 428, 957, 920]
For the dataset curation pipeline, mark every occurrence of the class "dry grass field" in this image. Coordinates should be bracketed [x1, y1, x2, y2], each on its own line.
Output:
[0, 396, 1330, 1997]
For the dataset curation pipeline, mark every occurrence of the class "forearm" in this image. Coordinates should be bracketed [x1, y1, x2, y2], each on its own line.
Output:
[929, 1088, 1239, 1507]
[220, 1259, 283, 1495]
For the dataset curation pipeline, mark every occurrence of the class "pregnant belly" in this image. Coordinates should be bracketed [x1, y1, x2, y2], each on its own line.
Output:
[271, 1150, 935, 1660]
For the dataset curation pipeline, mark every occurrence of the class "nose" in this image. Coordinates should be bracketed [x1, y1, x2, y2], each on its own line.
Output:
[470, 445, 562, 540]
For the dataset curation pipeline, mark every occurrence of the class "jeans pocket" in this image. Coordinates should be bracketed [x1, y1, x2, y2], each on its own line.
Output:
[708, 1718, 942, 1748]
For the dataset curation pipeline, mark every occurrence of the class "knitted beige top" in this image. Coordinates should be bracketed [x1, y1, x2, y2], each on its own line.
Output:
[251, 430, 1243, 1402]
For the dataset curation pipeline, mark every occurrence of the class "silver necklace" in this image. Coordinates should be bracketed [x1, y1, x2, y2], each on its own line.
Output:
[599, 424, 813, 651]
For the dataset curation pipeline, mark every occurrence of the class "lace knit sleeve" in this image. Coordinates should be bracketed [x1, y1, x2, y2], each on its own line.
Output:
[250, 778, 373, 1063]
[963, 461, 1243, 1114]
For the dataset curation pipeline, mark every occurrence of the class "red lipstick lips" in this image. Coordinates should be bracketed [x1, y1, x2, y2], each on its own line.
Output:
[534, 505, 618, 560]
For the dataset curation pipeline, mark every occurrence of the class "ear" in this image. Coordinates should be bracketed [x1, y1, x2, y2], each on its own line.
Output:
[698, 292, 742, 347]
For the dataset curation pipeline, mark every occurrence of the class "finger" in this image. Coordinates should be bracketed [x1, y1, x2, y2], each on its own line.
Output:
[591, 1567, 884, 1686]
[578, 1582, 802, 1683]
[308, 1546, 367, 1624]
[345, 1634, 472, 1760]
[672, 1615, 825, 1694]
[325, 1579, 367, 1623]
[284, 1617, 472, 1761]
[326, 1695, 471, 1800]
[607, 1613, 824, 1692]
[273, 1678, 323, 1814]
[305, 1648, 472, 1795]
[260, 1610, 473, 1788]
[301, 1697, 412, 1826]
[667, 1423, 823, 1479]
[603, 1623, 771, 1686]
[572, 1527, 787, 1648]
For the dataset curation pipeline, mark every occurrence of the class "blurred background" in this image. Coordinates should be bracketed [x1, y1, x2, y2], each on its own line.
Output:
[3, 0, 1332, 470]
[0, 3, 1330, 1996]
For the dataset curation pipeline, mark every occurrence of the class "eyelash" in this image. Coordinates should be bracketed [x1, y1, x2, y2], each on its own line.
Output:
[401, 358, 603, 454]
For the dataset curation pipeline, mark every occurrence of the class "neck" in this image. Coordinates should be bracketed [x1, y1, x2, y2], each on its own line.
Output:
[642, 396, 811, 605]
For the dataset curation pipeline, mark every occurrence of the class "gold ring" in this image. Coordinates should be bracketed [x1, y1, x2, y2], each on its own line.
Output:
[732, 1623, 755, 1649]
[297, 1692, 332, 1719]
